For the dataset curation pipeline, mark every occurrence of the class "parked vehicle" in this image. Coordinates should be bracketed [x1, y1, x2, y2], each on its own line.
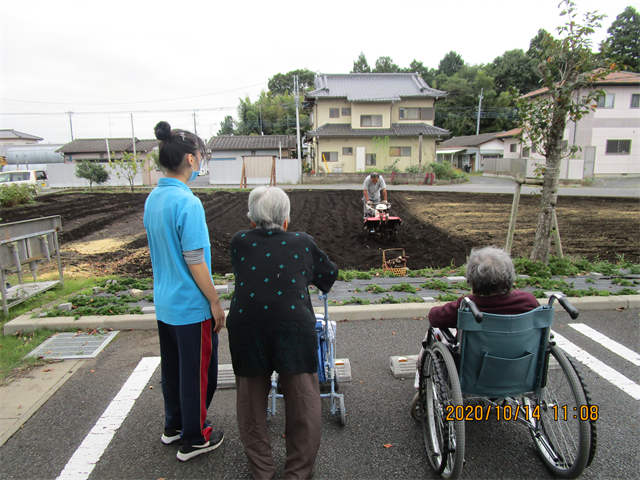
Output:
[0, 170, 49, 187]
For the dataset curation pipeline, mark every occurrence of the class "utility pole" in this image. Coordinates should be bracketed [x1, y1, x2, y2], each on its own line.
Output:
[294, 75, 302, 168]
[193, 109, 197, 135]
[259, 105, 263, 135]
[68, 111, 74, 141]
[130, 113, 136, 159]
[476, 88, 484, 135]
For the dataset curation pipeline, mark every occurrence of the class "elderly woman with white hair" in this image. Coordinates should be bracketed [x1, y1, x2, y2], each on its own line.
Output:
[428, 246, 539, 330]
[226, 186, 338, 480]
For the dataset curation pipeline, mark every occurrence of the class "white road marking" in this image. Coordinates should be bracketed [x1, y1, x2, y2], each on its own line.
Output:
[569, 323, 640, 366]
[57, 357, 161, 480]
[552, 331, 640, 401]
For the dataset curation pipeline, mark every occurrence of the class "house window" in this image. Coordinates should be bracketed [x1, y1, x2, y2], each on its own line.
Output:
[389, 147, 411, 156]
[322, 152, 338, 162]
[596, 93, 615, 108]
[606, 140, 631, 154]
[341, 108, 351, 116]
[399, 108, 420, 120]
[342, 147, 353, 155]
[329, 108, 340, 118]
[631, 94, 639, 108]
[522, 147, 531, 157]
[510, 144, 517, 153]
[251, 150, 256, 155]
[360, 115, 382, 127]
[366, 153, 376, 165]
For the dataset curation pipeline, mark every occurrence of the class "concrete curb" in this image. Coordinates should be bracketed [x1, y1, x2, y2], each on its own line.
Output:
[4, 296, 639, 335]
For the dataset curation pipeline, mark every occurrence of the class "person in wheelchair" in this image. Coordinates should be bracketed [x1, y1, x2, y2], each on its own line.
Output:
[429, 246, 539, 336]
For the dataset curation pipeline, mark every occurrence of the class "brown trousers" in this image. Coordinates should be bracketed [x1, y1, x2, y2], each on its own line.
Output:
[236, 373, 321, 479]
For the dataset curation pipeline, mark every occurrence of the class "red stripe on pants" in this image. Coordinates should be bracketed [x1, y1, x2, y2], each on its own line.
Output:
[199, 319, 213, 435]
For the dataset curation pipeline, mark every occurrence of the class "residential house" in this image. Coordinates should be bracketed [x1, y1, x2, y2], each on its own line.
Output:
[305, 73, 449, 173]
[436, 132, 505, 172]
[520, 70, 640, 177]
[205, 135, 299, 185]
[56, 138, 161, 185]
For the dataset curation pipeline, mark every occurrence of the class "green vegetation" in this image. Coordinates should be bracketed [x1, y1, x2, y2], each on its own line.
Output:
[75, 161, 110, 189]
[420, 279, 452, 291]
[366, 284, 387, 294]
[426, 162, 467, 180]
[390, 282, 417, 293]
[0, 183, 38, 208]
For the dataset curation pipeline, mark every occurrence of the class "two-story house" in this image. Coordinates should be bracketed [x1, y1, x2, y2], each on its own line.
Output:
[520, 70, 639, 177]
[305, 73, 449, 173]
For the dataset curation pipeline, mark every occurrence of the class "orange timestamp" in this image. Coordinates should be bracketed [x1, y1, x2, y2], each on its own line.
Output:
[445, 404, 599, 422]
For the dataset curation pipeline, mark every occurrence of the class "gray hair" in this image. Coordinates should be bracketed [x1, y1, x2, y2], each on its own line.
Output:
[247, 186, 291, 230]
[465, 246, 516, 296]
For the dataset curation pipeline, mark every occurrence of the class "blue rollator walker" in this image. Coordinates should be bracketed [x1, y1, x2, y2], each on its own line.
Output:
[268, 292, 346, 425]
[411, 294, 597, 479]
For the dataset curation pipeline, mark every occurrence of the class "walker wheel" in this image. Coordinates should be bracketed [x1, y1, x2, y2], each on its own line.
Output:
[339, 396, 346, 426]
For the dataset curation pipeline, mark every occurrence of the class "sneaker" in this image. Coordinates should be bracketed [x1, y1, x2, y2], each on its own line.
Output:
[177, 430, 224, 462]
[161, 427, 181, 445]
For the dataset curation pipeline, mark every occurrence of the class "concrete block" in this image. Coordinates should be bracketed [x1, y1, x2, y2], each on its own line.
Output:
[58, 303, 72, 311]
[141, 306, 155, 314]
[422, 297, 436, 302]
[214, 285, 228, 294]
[568, 296, 628, 311]
[130, 289, 144, 298]
[103, 314, 156, 330]
[92, 287, 102, 294]
[37, 317, 75, 331]
[3, 316, 38, 335]
[625, 295, 640, 309]
[218, 364, 236, 389]
[390, 355, 418, 379]
[544, 291, 565, 298]
[447, 276, 467, 283]
[588, 272, 604, 279]
[225, 273, 234, 277]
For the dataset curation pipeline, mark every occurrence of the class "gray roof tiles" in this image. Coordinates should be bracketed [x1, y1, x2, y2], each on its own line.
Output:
[439, 132, 501, 148]
[206, 135, 296, 150]
[56, 138, 159, 153]
[306, 73, 447, 101]
[0, 129, 43, 141]
[308, 123, 449, 138]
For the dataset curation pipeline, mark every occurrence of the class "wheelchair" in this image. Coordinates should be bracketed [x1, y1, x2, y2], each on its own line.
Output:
[410, 294, 597, 479]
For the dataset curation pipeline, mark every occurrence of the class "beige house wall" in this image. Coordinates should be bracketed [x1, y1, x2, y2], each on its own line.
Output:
[316, 136, 436, 173]
[391, 98, 436, 124]
[315, 100, 352, 127]
[351, 103, 392, 129]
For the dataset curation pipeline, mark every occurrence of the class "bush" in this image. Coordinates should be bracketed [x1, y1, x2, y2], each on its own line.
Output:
[404, 164, 420, 173]
[0, 183, 38, 208]
[75, 160, 110, 188]
[427, 162, 467, 180]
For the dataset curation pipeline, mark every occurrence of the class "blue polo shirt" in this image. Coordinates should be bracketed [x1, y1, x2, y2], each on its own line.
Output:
[143, 178, 212, 325]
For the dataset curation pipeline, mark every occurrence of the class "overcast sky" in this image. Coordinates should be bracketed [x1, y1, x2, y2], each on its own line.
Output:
[1, 0, 633, 144]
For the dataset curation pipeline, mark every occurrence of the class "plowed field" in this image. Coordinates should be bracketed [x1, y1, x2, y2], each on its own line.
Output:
[2, 189, 638, 277]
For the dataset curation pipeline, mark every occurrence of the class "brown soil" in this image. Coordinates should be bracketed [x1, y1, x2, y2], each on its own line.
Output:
[2, 189, 638, 277]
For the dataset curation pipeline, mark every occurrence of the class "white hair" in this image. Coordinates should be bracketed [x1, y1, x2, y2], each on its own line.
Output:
[247, 186, 291, 230]
[465, 246, 516, 296]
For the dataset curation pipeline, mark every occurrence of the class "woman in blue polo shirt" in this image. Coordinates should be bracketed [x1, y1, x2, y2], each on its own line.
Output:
[144, 121, 225, 462]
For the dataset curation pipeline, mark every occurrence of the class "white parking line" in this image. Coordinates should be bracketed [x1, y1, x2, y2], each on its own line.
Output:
[552, 331, 640, 400]
[57, 357, 161, 480]
[569, 323, 640, 366]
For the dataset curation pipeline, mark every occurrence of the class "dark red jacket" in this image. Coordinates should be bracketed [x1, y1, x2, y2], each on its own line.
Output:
[428, 290, 540, 329]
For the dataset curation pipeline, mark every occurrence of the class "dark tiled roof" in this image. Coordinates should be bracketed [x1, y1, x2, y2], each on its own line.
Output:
[0, 129, 43, 141]
[439, 132, 502, 148]
[306, 73, 447, 101]
[307, 123, 449, 138]
[206, 135, 296, 150]
[521, 71, 640, 99]
[56, 138, 159, 153]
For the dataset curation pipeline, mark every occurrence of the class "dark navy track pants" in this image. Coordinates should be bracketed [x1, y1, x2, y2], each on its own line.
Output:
[157, 318, 219, 445]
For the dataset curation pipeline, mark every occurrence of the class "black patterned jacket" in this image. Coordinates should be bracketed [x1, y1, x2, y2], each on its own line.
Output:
[226, 228, 338, 377]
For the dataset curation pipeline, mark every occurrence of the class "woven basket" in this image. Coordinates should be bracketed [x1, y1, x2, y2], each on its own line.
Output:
[382, 249, 407, 276]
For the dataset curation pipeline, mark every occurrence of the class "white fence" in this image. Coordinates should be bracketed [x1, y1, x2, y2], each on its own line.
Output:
[208, 158, 301, 185]
[46, 163, 143, 188]
[525, 158, 585, 180]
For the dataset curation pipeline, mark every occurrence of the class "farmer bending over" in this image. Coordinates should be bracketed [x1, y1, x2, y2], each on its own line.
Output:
[362, 172, 387, 218]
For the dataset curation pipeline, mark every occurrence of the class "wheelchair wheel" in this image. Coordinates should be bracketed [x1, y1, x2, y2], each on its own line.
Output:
[419, 342, 465, 479]
[530, 345, 590, 479]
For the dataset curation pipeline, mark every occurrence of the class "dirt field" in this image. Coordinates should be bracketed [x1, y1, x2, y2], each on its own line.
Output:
[2, 189, 638, 277]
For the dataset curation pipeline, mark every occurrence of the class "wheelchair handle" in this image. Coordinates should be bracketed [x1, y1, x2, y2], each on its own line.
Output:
[548, 294, 580, 320]
[461, 297, 483, 323]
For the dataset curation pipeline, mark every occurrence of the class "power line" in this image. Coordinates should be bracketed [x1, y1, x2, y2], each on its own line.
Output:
[0, 106, 237, 116]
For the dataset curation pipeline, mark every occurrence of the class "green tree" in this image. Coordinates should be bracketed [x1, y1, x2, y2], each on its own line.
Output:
[75, 160, 110, 189]
[437, 51, 464, 76]
[527, 29, 551, 62]
[109, 152, 148, 193]
[488, 49, 540, 94]
[217, 116, 235, 135]
[372, 56, 400, 73]
[516, 0, 612, 263]
[267, 69, 315, 95]
[600, 6, 640, 72]
[403, 60, 437, 86]
[351, 52, 371, 73]
[235, 91, 311, 137]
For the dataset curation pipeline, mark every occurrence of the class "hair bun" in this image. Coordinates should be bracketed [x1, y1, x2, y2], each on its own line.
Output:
[154, 121, 172, 142]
